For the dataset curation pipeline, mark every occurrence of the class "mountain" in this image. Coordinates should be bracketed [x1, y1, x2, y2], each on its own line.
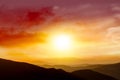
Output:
[0, 58, 117, 80]
[72, 69, 117, 80]
[93, 63, 120, 80]
[0, 58, 82, 80]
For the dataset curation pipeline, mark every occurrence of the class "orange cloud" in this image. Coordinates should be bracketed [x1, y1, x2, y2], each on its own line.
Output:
[0, 32, 47, 47]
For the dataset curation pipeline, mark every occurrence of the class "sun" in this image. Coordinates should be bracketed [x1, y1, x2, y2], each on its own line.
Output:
[53, 35, 71, 50]
[50, 34, 73, 51]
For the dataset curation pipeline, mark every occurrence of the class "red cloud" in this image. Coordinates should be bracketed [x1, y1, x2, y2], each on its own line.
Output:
[0, 7, 55, 47]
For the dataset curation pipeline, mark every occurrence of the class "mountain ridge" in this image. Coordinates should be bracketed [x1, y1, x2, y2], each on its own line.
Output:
[0, 58, 117, 80]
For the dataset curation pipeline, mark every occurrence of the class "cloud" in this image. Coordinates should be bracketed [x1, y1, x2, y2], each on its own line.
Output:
[0, 0, 120, 47]
[0, 7, 55, 47]
[106, 26, 120, 43]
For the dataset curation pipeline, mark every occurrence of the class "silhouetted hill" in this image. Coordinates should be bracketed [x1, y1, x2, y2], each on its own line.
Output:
[93, 63, 120, 80]
[0, 58, 117, 80]
[0, 58, 82, 80]
[72, 69, 117, 80]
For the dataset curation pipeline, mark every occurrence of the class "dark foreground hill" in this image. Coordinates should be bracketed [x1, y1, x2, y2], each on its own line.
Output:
[72, 69, 117, 80]
[93, 63, 120, 80]
[0, 58, 82, 80]
[0, 58, 117, 80]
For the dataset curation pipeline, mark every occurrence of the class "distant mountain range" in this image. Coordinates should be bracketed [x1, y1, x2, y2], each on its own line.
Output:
[93, 63, 120, 80]
[0, 58, 117, 80]
[44, 63, 120, 80]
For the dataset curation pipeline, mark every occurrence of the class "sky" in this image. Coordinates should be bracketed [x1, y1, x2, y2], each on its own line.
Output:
[0, 0, 120, 65]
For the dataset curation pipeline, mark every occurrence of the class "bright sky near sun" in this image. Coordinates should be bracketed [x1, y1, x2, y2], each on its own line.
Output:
[50, 34, 73, 50]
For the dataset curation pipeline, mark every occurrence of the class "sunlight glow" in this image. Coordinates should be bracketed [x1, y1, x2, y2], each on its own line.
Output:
[52, 34, 73, 51]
